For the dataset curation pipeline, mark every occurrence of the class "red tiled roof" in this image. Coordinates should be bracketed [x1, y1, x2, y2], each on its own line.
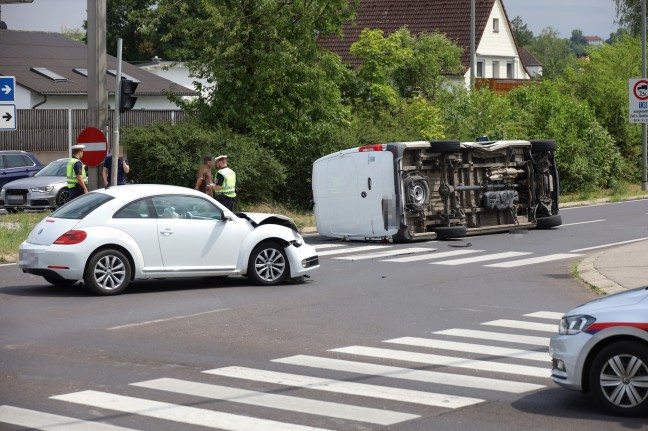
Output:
[320, 0, 497, 71]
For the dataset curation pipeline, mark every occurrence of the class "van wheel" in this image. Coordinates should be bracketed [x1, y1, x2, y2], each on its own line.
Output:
[536, 214, 562, 229]
[530, 139, 556, 152]
[434, 225, 467, 239]
[431, 140, 461, 153]
[405, 176, 430, 210]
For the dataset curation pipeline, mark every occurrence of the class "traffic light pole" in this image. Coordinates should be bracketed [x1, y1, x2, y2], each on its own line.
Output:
[111, 38, 123, 187]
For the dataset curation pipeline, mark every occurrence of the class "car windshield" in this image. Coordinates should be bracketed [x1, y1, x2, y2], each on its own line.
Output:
[35, 161, 68, 177]
[50, 192, 113, 219]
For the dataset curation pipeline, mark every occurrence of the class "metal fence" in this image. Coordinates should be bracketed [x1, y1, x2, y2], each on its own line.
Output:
[0, 109, 188, 152]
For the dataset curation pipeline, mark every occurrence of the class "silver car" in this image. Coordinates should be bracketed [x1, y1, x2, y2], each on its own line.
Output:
[0, 158, 70, 212]
[549, 287, 648, 416]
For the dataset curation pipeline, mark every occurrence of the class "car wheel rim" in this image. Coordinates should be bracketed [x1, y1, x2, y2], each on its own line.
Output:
[254, 248, 286, 282]
[410, 184, 425, 204]
[600, 353, 648, 409]
[59, 190, 70, 206]
[94, 254, 127, 291]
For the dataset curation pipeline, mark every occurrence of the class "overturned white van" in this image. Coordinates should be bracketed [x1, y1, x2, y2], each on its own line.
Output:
[312, 139, 561, 241]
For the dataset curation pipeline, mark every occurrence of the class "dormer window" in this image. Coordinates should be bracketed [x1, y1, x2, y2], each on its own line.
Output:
[30, 67, 68, 82]
[493, 18, 499, 33]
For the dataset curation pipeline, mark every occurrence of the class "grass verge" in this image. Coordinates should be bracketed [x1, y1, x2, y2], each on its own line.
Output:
[0, 211, 51, 263]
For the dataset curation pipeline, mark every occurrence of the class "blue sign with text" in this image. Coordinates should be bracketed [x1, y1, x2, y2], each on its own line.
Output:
[0, 77, 16, 103]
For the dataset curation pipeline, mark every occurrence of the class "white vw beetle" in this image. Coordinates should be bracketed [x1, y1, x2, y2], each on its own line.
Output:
[19, 184, 319, 295]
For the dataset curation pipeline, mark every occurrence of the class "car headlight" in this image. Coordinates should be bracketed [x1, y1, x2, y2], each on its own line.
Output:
[290, 230, 303, 247]
[30, 186, 54, 193]
[558, 315, 595, 335]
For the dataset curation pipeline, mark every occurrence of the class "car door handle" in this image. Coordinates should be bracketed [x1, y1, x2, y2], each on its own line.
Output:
[160, 228, 173, 236]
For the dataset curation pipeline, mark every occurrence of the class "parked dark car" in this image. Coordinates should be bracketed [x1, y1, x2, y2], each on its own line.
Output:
[0, 150, 43, 189]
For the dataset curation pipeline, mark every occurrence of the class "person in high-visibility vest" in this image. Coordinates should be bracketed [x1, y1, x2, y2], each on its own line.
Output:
[66, 144, 89, 200]
[212, 155, 236, 211]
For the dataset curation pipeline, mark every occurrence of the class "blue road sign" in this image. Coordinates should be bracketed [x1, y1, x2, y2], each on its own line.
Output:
[0, 77, 16, 103]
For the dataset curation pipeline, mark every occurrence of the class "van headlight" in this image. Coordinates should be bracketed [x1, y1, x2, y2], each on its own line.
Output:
[558, 315, 595, 335]
[290, 230, 303, 247]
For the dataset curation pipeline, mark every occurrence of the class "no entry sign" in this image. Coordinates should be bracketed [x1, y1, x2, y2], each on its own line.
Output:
[77, 127, 108, 167]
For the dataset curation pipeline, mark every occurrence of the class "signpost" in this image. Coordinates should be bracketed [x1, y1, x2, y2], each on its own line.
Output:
[77, 127, 108, 167]
[629, 78, 648, 123]
[0, 76, 16, 131]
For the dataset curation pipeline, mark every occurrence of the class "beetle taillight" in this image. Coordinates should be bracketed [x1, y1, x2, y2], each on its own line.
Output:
[54, 230, 87, 245]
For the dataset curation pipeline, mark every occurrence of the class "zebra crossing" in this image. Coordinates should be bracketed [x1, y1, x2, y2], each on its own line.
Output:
[313, 243, 583, 267]
[0, 311, 561, 430]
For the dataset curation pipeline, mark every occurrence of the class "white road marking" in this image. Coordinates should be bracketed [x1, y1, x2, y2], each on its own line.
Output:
[0, 405, 137, 431]
[560, 219, 605, 227]
[51, 390, 331, 431]
[524, 311, 563, 320]
[330, 346, 550, 378]
[482, 319, 557, 333]
[312, 244, 347, 250]
[484, 253, 582, 268]
[382, 249, 483, 263]
[334, 247, 434, 260]
[132, 378, 418, 425]
[569, 237, 648, 252]
[316, 245, 390, 256]
[107, 308, 230, 330]
[384, 337, 549, 362]
[203, 366, 483, 408]
[430, 251, 531, 265]
[435, 329, 550, 346]
[272, 355, 545, 394]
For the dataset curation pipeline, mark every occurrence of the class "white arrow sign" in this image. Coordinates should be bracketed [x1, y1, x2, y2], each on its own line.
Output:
[0, 104, 17, 130]
[1, 85, 11, 95]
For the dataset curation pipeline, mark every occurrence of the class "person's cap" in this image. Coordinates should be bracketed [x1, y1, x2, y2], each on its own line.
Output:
[71, 144, 85, 151]
[214, 155, 228, 162]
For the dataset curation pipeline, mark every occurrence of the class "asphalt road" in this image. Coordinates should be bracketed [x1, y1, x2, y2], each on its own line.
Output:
[1, 200, 647, 430]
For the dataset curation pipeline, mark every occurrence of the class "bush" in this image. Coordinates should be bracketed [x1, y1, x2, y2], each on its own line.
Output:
[122, 119, 286, 204]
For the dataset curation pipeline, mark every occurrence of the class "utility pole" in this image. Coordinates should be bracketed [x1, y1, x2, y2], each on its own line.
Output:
[470, 0, 475, 90]
[87, 0, 108, 191]
[643, 0, 647, 191]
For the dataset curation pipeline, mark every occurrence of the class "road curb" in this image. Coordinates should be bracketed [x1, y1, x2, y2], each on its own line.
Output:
[577, 252, 626, 295]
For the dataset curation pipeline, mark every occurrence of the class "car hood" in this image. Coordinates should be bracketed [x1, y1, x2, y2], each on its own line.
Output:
[238, 212, 298, 231]
[567, 287, 648, 315]
[3, 176, 66, 189]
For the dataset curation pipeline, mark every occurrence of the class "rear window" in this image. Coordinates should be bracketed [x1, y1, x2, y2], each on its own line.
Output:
[50, 192, 114, 219]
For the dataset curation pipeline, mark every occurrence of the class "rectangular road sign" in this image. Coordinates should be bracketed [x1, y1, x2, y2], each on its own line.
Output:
[0, 104, 17, 130]
[629, 78, 648, 123]
[0, 77, 16, 103]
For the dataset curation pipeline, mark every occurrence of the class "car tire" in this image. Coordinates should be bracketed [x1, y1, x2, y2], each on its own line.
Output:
[55, 188, 70, 207]
[536, 214, 562, 229]
[248, 241, 289, 286]
[83, 248, 131, 295]
[431, 140, 461, 153]
[405, 176, 430, 211]
[589, 341, 648, 416]
[43, 276, 77, 287]
[434, 225, 467, 239]
[530, 139, 557, 152]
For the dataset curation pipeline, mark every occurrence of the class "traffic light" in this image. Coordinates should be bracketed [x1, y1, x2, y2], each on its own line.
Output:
[119, 78, 138, 113]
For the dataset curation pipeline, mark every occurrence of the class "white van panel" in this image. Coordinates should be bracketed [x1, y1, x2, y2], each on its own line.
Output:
[313, 150, 397, 239]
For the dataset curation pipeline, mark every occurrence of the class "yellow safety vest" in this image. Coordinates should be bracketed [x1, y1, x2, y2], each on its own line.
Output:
[66, 157, 87, 189]
[216, 167, 236, 198]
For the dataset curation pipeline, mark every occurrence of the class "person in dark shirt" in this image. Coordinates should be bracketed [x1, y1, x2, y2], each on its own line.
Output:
[102, 149, 130, 186]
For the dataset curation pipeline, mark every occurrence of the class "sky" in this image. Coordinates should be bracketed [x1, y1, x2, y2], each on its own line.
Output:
[0, 0, 619, 39]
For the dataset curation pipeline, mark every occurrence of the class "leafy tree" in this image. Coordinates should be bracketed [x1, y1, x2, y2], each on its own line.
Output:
[511, 16, 534, 47]
[559, 33, 642, 179]
[63, 28, 85, 43]
[607, 27, 631, 43]
[527, 28, 571, 79]
[106, 0, 158, 62]
[569, 29, 588, 56]
[614, 0, 643, 36]
[123, 119, 286, 204]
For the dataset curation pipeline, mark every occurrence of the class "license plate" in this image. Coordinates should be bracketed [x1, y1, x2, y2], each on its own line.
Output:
[19, 249, 40, 267]
[7, 195, 25, 204]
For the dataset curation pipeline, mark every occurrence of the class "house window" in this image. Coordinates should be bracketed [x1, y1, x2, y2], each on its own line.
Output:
[493, 18, 499, 33]
[506, 62, 514, 79]
[30, 67, 68, 82]
[476, 61, 484, 78]
[492, 61, 500, 78]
